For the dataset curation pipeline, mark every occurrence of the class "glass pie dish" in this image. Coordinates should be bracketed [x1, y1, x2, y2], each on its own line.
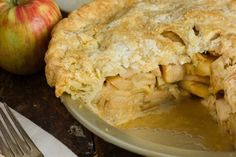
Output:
[61, 94, 236, 157]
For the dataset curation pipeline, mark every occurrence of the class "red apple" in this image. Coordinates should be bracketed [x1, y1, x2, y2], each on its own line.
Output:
[0, 0, 61, 75]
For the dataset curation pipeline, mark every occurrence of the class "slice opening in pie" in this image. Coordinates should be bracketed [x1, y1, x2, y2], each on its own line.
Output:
[93, 53, 220, 125]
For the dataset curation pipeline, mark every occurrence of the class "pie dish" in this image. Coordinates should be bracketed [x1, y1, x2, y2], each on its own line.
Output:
[45, 0, 236, 147]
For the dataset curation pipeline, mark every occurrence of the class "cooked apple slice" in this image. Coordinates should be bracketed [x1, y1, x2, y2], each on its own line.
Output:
[183, 75, 209, 84]
[179, 80, 210, 98]
[162, 64, 185, 83]
[107, 90, 131, 108]
[184, 54, 215, 76]
[192, 54, 214, 76]
[157, 77, 166, 86]
[107, 76, 133, 90]
[132, 73, 156, 88]
[184, 63, 195, 75]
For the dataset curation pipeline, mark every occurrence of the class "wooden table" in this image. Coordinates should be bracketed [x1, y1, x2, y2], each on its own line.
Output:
[0, 69, 141, 157]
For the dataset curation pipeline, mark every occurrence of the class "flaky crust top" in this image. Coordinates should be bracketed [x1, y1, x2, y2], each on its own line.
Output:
[45, 0, 236, 112]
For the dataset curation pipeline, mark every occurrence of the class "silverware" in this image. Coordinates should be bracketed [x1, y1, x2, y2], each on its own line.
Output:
[0, 103, 44, 157]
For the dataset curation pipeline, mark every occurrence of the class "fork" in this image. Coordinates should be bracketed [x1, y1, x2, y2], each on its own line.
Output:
[0, 103, 44, 157]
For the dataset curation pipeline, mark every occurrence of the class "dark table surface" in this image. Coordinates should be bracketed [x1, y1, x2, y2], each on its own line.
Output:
[0, 68, 142, 157]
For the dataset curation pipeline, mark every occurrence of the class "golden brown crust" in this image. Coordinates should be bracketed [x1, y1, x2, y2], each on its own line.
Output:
[45, 0, 236, 127]
[45, 0, 131, 108]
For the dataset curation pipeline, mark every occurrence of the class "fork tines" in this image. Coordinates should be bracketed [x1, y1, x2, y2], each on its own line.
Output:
[0, 103, 43, 157]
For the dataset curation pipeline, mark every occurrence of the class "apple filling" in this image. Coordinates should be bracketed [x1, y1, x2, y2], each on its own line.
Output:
[96, 69, 184, 124]
[94, 53, 224, 125]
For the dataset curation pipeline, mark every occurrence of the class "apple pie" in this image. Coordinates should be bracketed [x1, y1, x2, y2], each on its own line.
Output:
[45, 0, 236, 146]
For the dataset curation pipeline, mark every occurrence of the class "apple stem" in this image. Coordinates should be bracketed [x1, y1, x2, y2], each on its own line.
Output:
[11, 0, 17, 5]
[11, 0, 29, 5]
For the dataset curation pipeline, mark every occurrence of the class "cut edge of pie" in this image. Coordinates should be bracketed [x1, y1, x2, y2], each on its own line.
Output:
[45, 0, 236, 147]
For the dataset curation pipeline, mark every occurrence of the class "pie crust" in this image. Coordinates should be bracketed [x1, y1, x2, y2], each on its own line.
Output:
[45, 0, 236, 146]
